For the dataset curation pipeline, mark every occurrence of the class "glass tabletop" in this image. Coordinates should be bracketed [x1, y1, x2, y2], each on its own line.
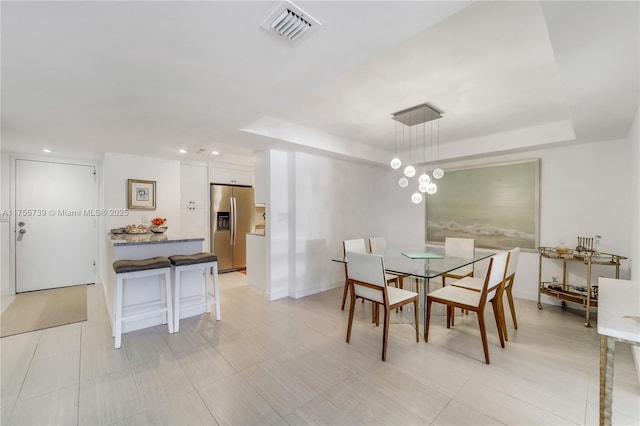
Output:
[333, 248, 494, 280]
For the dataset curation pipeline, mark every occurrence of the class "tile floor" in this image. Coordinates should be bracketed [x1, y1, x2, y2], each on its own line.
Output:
[1, 272, 639, 425]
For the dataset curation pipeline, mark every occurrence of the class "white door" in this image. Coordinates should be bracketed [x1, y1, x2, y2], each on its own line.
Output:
[15, 159, 96, 292]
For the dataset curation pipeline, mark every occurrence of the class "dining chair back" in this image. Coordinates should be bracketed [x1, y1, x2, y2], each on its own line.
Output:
[340, 239, 368, 309]
[344, 238, 368, 254]
[345, 251, 419, 361]
[441, 237, 475, 285]
[345, 251, 387, 303]
[368, 237, 387, 254]
[425, 251, 510, 364]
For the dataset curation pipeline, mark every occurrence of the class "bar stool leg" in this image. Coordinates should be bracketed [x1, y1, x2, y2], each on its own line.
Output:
[173, 267, 182, 333]
[160, 274, 168, 326]
[213, 262, 221, 321]
[204, 267, 211, 314]
[164, 269, 174, 334]
[115, 276, 124, 349]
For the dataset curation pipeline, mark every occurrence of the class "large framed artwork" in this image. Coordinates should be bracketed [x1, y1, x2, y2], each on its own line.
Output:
[426, 159, 539, 251]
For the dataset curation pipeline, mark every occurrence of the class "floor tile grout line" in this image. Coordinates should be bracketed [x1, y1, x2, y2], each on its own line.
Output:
[7, 331, 41, 419]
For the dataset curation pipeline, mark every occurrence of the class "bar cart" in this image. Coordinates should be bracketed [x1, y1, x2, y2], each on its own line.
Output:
[537, 247, 626, 327]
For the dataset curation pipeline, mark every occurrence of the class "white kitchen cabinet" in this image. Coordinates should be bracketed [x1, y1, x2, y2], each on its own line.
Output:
[180, 163, 210, 248]
[181, 205, 209, 250]
[209, 166, 253, 186]
[181, 163, 209, 206]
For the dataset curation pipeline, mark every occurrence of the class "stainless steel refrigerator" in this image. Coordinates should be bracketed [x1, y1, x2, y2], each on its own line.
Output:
[210, 184, 255, 272]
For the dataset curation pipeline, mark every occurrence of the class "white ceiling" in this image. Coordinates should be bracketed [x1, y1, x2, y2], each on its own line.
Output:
[1, 1, 638, 165]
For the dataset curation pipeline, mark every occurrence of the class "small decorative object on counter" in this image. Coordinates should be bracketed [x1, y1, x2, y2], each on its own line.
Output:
[125, 224, 149, 234]
[150, 217, 168, 233]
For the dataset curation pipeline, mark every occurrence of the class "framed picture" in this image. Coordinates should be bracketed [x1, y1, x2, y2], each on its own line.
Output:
[127, 179, 156, 210]
[426, 159, 540, 251]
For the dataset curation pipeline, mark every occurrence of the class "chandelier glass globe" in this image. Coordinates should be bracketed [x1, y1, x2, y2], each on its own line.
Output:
[419, 183, 428, 193]
[403, 165, 416, 178]
[433, 167, 444, 179]
[398, 177, 409, 188]
[411, 192, 423, 204]
[418, 172, 431, 185]
[390, 157, 402, 170]
[426, 182, 438, 194]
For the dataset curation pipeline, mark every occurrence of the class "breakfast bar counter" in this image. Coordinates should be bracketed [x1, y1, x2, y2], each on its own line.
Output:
[105, 233, 206, 334]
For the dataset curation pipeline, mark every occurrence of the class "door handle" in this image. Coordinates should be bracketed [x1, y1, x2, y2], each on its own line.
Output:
[232, 197, 237, 246]
[230, 197, 235, 245]
[19, 228, 26, 234]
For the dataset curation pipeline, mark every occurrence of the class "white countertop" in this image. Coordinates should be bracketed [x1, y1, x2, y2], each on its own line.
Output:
[598, 277, 640, 342]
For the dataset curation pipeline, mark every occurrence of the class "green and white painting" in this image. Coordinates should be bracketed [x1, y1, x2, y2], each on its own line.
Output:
[426, 159, 539, 250]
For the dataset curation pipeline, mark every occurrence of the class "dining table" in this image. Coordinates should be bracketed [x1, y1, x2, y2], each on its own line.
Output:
[333, 247, 494, 339]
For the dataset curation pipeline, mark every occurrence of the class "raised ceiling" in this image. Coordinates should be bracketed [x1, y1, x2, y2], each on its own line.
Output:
[1, 1, 638, 165]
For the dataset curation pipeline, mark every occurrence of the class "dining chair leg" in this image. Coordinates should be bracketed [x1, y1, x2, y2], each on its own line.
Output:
[477, 309, 490, 364]
[341, 276, 349, 310]
[374, 303, 378, 325]
[498, 295, 509, 342]
[425, 298, 433, 341]
[413, 298, 419, 342]
[382, 306, 390, 361]
[346, 284, 356, 343]
[506, 286, 518, 329]
[492, 299, 505, 348]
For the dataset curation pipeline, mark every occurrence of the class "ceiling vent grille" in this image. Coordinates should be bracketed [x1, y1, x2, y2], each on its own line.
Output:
[261, 1, 321, 42]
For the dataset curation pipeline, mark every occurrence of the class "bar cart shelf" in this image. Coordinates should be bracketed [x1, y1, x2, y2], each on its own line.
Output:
[537, 247, 626, 327]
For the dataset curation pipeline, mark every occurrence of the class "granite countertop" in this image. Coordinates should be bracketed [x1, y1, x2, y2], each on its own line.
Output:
[110, 232, 205, 246]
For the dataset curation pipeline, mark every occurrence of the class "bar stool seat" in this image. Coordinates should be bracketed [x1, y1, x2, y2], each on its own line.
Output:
[169, 252, 220, 332]
[112, 257, 173, 349]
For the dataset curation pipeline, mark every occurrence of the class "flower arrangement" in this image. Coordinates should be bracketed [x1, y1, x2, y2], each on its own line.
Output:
[151, 217, 167, 226]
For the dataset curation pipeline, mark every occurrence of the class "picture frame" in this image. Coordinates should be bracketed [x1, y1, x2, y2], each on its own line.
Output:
[127, 179, 156, 210]
[425, 159, 540, 251]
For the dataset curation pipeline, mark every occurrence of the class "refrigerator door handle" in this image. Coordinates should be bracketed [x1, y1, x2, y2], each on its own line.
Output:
[232, 197, 237, 246]
[230, 196, 235, 245]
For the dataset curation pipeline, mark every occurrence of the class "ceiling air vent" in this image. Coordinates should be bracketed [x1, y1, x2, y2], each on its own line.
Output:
[261, 1, 322, 42]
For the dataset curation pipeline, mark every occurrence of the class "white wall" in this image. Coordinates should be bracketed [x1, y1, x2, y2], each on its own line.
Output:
[628, 108, 640, 380]
[268, 150, 291, 300]
[99, 153, 181, 295]
[262, 149, 424, 299]
[0, 154, 10, 296]
[426, 136, 632, 302]
[629, 109, 639, 281]
[262, 131, 632, 304]
[292, 152, 391, 298]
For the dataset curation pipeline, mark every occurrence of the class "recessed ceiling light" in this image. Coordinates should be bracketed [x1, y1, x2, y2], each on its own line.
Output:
[211, 151, 220, 156]
[42, 148, 53, 153]
[179, 149, 188, 154]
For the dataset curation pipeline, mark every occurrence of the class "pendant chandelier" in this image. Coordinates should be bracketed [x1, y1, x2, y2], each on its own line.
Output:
[390, 103, 444, 204]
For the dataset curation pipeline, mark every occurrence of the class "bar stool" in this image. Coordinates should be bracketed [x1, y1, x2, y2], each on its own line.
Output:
[112, 257, 174, 349]
[169, 253, 220, 332]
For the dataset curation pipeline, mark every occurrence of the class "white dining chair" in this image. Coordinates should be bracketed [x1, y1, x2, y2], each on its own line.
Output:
[369, 237, 410, 289]
[345, 251, 419, 361]
[451, 247, 520, 340]
[425, 251, 510, 364]
[341, 238, 399, 310]
[441, 237, 475, 285]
